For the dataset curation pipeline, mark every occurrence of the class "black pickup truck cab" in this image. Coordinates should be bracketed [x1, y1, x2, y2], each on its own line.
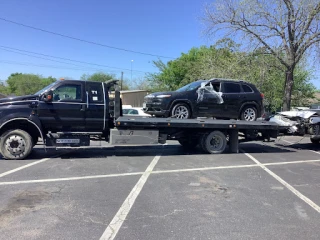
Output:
[0, 79, 118, 160]
[0, 79, 283, 160]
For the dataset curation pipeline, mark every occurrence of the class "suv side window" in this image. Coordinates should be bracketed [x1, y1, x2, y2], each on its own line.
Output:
[242, 84, 253, 93]
[53, 84, 82, 102]
[87, 83, 104, 103]
[223, 83, 241, 93]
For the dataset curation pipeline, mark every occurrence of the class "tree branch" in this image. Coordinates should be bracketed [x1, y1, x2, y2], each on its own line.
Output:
[283, 0, 296, 57]
[231, 16, 289, 68]
[296, 2, 320, 48]
[296, 33, 320, 62]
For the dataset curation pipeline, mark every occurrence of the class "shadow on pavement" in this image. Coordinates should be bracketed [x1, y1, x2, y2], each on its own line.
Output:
[59, 143, 295, 159]
[274, 142, 320, 152]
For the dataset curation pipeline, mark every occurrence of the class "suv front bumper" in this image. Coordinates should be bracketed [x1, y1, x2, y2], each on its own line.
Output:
[143, 100, 171, 117]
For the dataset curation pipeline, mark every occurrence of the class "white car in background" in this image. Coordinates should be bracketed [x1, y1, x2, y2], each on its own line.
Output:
[122, 105, 150, 117]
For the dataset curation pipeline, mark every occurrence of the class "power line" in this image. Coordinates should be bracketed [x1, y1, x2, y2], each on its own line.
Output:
[0, 48, 104, 71]
[0, 17, 175, 59]
[0, 46, 149, 74]
[0, 59, 131, 74]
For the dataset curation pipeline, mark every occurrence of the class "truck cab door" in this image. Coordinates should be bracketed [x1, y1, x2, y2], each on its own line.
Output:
[37, 81, 86, 131]
[85, 82, 106, 131]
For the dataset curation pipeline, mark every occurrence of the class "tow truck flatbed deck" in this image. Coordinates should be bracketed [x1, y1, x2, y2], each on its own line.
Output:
[115, 117, 281, 130]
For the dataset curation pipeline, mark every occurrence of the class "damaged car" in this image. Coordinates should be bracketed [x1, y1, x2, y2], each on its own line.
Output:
[267, 110, 318, 136]
[143, 78, 264, 121]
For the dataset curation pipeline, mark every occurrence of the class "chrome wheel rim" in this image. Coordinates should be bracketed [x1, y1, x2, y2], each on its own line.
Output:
[173, 106, 189, 119]
[5, 135, 26, 156]
[244, 108, 256, 121]
[208, 135, 223, 151]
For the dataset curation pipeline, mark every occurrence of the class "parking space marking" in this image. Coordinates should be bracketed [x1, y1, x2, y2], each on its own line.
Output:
[100, 155, 161, 240]
[264, 159, 320, 166]
[152, 163, 260, 174]
[0, 157, 52, 178]
[243, 151, 320, 213]
[1, 158, 320, 186]
[0, 171, 144, 186]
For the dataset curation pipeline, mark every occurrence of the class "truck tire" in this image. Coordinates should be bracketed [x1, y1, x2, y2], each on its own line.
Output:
[200, 130, 227, 154]
[0, 129, 33, 160]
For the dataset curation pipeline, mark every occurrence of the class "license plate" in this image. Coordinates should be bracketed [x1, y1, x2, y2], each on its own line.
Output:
[56, 139, 80, 144]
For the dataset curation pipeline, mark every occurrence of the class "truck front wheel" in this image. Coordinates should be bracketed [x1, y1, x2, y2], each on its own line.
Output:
[0, 129, 33, 160]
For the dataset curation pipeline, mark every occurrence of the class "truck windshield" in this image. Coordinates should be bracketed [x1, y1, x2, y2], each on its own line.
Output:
[34, 81, 59, 95]
[176, 81, 207, 92]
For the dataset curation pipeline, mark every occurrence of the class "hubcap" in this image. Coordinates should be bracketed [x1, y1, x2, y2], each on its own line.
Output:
[173, 106, 189, 119]
[244, 108, 256, 121]
[5, 135, 26, 156]
[208, 135, 223, 151]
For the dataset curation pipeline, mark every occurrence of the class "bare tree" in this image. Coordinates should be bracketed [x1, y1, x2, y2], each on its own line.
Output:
[203, 0, 320, 110]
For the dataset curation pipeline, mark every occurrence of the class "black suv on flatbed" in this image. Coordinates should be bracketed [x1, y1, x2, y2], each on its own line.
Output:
[143, 78, 264, 121]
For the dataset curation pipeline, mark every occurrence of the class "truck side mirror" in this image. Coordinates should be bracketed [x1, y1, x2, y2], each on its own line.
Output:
[43, 90, 53, 102]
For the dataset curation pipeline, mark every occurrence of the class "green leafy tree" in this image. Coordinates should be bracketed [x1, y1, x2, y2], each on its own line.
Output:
[202, 0, 320, 110]
[6, 73, 56, 96]
[81, 72, 130, 90]
[80, 72, 115, 82]
[147, 43, 315, 111]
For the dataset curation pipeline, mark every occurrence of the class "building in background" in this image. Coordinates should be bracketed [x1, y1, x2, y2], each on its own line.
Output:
[110, 90, 149, 107]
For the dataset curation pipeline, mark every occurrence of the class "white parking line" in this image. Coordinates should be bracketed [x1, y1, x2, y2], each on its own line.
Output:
[100, 155, 161, 240]
[0, 172, 144, 185]
[1, 159, 320, 186]
[263, 159, 320, 166]
[0, 157, 52, 178]
[243, 151, 320, 213]
[152, 164, 260, 174]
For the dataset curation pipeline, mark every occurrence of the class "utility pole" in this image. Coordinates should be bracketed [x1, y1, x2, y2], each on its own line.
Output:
[131, 60, 133, 82]
[121, 72, 123, 90]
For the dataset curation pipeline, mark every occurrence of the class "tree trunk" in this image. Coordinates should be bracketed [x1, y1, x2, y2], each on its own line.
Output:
[282, 69, 294, 111]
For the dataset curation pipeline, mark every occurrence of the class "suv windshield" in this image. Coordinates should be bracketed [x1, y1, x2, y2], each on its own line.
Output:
[176, 81, 207, 92]
[34, 81, 59, 95]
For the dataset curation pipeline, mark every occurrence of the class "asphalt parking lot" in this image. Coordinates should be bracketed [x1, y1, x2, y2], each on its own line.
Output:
[1, 136, 320, 240]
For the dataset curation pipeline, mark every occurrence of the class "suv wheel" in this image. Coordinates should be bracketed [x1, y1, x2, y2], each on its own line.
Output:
[240, 106, 257, 121]
[171, 103, 191, 119]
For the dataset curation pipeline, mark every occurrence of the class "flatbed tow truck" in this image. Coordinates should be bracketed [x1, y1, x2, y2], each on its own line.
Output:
[0, 79, 303, 160]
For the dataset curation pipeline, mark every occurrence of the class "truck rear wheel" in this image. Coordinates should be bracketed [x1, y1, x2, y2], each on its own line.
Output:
[200, 131, 227, 154]
[0, 129, 33, 160]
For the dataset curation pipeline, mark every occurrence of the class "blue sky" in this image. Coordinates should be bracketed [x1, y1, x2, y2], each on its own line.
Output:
[0, 0, 319, 88]
[0, 0, 208, 83]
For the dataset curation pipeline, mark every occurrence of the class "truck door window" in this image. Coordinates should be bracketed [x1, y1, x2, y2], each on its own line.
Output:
[53, 84, 82, 102]
[88, 83, 104, 103]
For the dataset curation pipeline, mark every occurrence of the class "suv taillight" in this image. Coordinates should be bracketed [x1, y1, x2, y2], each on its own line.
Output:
[260, 93, 264, 98]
